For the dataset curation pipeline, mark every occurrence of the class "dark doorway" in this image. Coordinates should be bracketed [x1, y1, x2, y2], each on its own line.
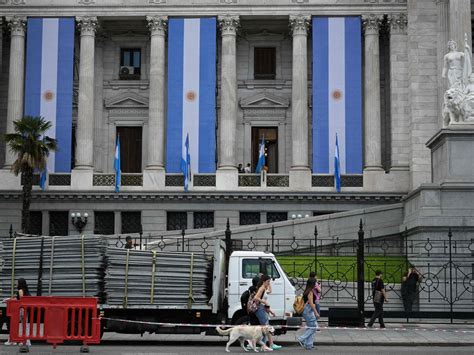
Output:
[116, 127, 142, 173]
[251, 127, 278, 173]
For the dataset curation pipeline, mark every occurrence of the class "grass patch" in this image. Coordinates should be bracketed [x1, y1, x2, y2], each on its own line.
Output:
[276, 255, 407, 283]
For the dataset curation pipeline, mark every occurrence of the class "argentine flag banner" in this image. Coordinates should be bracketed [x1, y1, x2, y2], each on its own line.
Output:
[312, 17, 363, 175]
[166, 18, 217, 174]
[24, 18, 75, 173]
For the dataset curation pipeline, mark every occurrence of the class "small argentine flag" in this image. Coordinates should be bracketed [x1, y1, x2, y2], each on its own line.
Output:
[181, 133, 191, 192]
[114, 135, 121, 193]
[255, 137, 265, 174]
[334, 133, 341, 193]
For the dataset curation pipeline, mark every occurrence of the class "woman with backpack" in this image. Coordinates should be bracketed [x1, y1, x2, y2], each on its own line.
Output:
[297, 278, 320, 350]
[253, 274, 282, 351]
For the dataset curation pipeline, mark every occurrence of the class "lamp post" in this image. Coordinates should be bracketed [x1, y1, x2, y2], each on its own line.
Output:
[71, 212, 89, 233]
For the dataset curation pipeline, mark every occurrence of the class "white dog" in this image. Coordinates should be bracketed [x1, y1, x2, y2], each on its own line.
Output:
[216, 325, 275, 352]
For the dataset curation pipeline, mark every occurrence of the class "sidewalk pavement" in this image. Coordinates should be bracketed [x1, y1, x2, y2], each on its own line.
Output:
[97, 323, 474, 346]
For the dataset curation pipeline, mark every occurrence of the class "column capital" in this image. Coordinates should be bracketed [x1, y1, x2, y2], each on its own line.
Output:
[6, 16, 26, 36]
[76, 16, 99, 36]
[387, 13, 407, 34]
[218, 15, 240, 36]
[146, 15, 168, 35]
[289, 15, 311, 36]
[362, 14, 383, 35]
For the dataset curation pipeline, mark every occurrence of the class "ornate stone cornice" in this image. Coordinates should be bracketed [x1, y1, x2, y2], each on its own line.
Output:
[362, 14, 383, 35]
[78, 0, 95, 5]
[289, 15, 311, 36]
[6, 15, 26, 36]
[76, 16, 98, 36]
[1, 0, 26, 5]
[218, 15, 240, 36]
[387, 13, 407, 34]
[146, 15, 167, 35]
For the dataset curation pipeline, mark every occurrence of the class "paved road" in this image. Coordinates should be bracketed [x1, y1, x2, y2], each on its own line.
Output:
[1, 345, 474, 354]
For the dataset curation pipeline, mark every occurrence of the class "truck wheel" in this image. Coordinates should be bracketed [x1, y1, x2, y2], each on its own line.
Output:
[234, 315, 251, 326]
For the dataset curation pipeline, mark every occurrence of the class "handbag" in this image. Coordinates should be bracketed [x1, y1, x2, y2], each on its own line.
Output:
[246, 292, 259, 314]
[373, 279, 383, 303]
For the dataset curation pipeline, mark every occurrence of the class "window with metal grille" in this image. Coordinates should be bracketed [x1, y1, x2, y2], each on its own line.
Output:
[120, 48, 141, 79]
[49, 211, 69, 236]
[122, 211, 141, 233]
[193, 212, 214, 229]
[94, 212, 115, 235]
[254, 47, 276, 80]
[167, 212, 187, 231]
[266, 212, 288, 224]
[28, 211, 42, 235]
[239, 212, 260, 226]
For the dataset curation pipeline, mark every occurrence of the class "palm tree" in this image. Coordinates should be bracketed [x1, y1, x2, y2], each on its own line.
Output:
[5, 116, 57, 233]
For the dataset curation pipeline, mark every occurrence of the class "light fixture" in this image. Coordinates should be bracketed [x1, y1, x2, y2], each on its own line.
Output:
[71, 212, 88, 233]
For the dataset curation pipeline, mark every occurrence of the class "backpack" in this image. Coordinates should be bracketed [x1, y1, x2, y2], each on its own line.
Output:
[293, 294, 305, 315]
[246, 291, 259, 314]
[240, 290, 250, 309]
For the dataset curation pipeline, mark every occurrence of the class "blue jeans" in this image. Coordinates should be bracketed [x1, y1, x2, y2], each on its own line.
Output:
[298, 304, 317, 349]
[255, 304, 269, 344]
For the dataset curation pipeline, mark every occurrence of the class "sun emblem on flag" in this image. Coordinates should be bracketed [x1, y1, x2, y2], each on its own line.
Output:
[43, 90, 54, 102]
[332, 90, 342, 100]
[186, 91, 197, 102]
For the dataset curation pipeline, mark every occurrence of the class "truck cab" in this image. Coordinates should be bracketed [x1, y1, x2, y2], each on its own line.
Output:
[227, 251, 296, 325]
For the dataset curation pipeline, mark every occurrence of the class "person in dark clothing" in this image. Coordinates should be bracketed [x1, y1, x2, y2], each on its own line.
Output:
[404, 265, 421, 312]
[5, 278, 32, 346]
[367, 270, 388, 328]
[124, 236, 133, 249]
[240, 275, 260, 325]
[401, 272, 410, 312]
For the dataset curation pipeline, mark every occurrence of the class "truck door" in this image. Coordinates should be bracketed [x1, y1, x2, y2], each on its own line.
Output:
[239, 258, 285, 318]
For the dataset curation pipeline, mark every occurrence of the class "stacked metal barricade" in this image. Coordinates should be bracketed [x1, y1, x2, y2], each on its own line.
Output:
[0, 235, 105, 300]
[104, 248, 212, 307]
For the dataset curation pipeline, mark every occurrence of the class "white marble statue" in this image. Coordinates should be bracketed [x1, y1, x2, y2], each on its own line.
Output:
[442, 34, 474, 127]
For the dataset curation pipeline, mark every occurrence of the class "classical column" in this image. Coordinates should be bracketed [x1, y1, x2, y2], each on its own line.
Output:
[4, 16, 26, 168]
[289, 15, 310, 171]
[0, 18, 3, 76]
[146, 16, 167, 170]
[448, 0, 471, 51]
[93, 36, 105, 172]
[388, 13, 409, 171]
[217, 15, 239, 169]
[362, 14, 383, 171]
[75, 16, 98, 170]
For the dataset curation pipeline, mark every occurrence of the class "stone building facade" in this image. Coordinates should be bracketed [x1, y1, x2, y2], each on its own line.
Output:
[0, 0, 472, 238]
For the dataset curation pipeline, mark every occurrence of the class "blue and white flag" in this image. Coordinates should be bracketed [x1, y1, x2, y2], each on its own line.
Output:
[166, 18, 217, 174]
[255, 137, 265, 174]
[39, 165, 47, 191]
[312, 17, 362, 175]
[181, 133, 191, 192]
[114, 135, 121, 193]
[24, 18, 75, 173]
[334, 134, 341, 192]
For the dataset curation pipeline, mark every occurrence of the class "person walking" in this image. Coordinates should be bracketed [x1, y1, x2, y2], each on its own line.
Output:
[367, 270, 388, 328]
[297, 278, 320, 350]
[405, 265, 421, 312]
[254, 274, 282, 351]
[5, 278, 32, 346]
[308, 272, 321, 315]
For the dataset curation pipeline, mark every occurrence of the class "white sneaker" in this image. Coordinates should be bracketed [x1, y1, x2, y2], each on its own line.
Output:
[4, 341, 17, 346]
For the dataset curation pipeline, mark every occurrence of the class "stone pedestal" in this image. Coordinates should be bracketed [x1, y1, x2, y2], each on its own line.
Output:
[363, 169, 409, 193]
[289, 169, 311, 191]
[427, 127, 474, 185]
[143, 169, 165, 190]
[71, 169, 93, 190]
[0, 170, 21, 190]
[216, 168, 238, 191]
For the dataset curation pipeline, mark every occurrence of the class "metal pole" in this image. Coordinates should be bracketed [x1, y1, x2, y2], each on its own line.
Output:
[9, 224, 13, 239]
[271, 225, 275, 254]
[404, 226, 409, 323]
[139, 224, 143, 250]
[314, 225, 318, 273]
[448, 228, 453, 324]
[225, 218, 232, 263]
[357, 219, 365, 326]
[181, 228, 185, 252]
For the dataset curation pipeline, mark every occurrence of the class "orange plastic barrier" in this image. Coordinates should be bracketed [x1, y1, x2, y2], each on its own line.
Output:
[7, 296, 101, 349]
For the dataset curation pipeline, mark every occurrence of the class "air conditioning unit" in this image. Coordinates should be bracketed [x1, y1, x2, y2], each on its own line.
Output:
[120, 66, 135, 75]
